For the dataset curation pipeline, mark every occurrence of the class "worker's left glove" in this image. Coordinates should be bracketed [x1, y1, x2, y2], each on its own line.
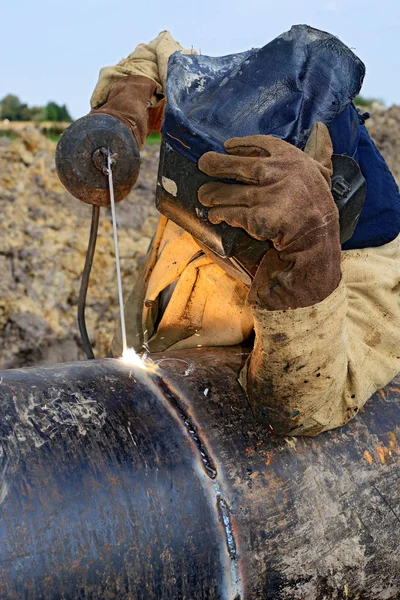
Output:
[198, 122, 341, 310]
[56, 75, 165, 206]
[91, 75, 166, 149]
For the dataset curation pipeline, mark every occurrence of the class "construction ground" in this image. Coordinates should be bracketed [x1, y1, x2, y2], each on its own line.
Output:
[1, 105, 399, 369]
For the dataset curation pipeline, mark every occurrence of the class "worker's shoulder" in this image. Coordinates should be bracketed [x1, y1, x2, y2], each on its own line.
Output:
[341, 232, 400, 289]
[341, 232, 400, 263]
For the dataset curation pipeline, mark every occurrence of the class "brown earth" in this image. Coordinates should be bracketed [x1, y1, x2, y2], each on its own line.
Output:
[364, 104, 400, 183]
[0, 120, 71, 134]
[0, 128, 160, 368]
[0, 106, 399, 369]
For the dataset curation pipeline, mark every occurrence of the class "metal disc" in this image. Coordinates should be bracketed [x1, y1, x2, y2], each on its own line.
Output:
[55, 114, 140, 206]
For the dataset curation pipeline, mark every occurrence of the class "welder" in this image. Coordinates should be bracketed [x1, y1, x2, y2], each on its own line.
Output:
[73, 28, 400, 436]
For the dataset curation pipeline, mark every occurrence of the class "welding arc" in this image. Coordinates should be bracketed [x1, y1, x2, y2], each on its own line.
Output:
[78, 205, 100, 360]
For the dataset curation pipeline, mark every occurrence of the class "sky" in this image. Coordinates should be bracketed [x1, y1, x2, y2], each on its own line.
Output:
[1, 0, 399, 119]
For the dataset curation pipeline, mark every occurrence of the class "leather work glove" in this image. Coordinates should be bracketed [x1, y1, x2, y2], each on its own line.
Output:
[56, 75, 165, 206]
[198, 123, 341, 310]
[91, 75, 166, 149]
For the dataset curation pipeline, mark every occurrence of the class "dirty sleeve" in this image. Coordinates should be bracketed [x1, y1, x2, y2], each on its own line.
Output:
[242, 233, 400, 436]
[90, 31, 195, 109]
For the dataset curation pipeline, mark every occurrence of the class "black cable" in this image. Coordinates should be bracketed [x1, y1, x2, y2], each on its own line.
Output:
[78, 205, 100, 359]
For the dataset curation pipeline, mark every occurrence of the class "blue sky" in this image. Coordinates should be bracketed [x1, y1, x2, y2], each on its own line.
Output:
[1, 0, 398, 119]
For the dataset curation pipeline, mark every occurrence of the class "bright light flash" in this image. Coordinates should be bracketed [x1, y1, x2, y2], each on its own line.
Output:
[121, 347, 147, 369]
[105, 149, 152, 374]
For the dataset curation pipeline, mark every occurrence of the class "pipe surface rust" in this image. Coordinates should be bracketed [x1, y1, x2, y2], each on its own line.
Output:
[0, 346, 398, 599]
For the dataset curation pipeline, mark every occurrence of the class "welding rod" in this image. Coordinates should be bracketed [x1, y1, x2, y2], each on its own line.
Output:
[107, 147, 128, 355]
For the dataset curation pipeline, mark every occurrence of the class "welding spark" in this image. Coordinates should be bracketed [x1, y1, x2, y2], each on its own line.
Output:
[120, 348, 158, 375]
[121, 347, 147, 369]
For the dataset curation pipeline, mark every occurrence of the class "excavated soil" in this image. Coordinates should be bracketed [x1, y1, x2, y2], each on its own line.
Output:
[1, 106, 399, 369]
[364, 104, 400, 183]
[0, 128, 160, 368]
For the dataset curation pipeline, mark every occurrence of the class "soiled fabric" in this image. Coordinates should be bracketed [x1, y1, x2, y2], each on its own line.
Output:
[90, 30, 195, 109]
[163, 25, 364, 160]
[198, 125, 341, 310]
[90, 26, 400, 249]
[112, 218, 253, 355]
[243, 235, 400, 435]
[331, 107, 400, 250]
[90, 75, 165, 149]
[98, 29, 400, 436]
[115, 215, 400, 436]
[163, 25, 400, 250]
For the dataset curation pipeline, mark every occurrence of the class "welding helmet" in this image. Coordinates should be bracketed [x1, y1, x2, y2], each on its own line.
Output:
[156, 25, 400, 283]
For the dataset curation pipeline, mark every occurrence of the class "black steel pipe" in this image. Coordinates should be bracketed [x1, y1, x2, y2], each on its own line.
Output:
[0, 346, 398, 599]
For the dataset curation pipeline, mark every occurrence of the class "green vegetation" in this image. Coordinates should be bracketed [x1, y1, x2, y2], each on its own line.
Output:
[0, 129, 60, 142]
[146, 132, 161, 145]
[45, 134, 62, 142]
[0, 130, 17, 140]
[0, 94, 72, 122]
[354, 95, 384, 108]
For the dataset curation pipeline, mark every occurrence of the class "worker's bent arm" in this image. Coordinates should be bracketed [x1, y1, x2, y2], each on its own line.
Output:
[243, 234, 400, 436]
[90, 31, 193, 110]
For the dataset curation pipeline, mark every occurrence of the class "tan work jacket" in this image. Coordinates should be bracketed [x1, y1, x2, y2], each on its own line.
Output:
[94, 32, 400, 436]
[113, 217, 253, 354]
[112, 212, 400, 436]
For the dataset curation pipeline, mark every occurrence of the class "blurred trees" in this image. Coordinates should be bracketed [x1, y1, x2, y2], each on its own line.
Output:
[0, 94, 72, 122]
[354, 95, 384, 108]
[45, 101, 72, 122]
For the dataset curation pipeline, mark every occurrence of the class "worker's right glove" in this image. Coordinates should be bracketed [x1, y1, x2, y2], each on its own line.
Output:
[198, 122, 341, 310]
[90, 75, 166, 150]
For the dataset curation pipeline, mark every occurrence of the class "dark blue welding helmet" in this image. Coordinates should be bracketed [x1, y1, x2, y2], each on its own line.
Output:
[156, 25, 400, 284]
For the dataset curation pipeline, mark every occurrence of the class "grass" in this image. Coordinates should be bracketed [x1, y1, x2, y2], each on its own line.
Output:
[0, 129, 161, 145]
[0, 129, 60, 142]
[0, 131, 17, 140]
[47, 131, 160, 145]
[146, 132, 161, 146]
[354, 95, 384, 108]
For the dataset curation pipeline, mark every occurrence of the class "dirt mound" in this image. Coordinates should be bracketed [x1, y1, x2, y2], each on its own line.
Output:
[1, 106, 399, 369]
[0, 126, 160, 368]
[365, 104, 400, 184]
